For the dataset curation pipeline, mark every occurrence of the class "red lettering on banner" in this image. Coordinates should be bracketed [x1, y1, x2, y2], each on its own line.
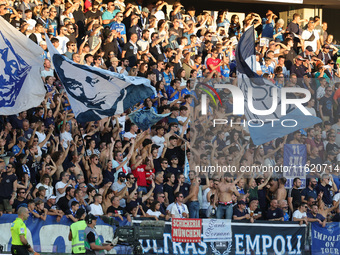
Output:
[171, 218, 202, 243]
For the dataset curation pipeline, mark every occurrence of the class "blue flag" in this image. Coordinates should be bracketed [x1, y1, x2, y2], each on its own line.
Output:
[235, 27, 322, 145]
[45, 36, 156, 122]
[0, 17, 46, 115]
[311, 222, 340, 255]
[128, 108, 170, 131]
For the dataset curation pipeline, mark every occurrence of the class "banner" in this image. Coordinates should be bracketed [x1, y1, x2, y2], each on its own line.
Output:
[0, 214, 130, 254]
[171, 218, 202, 243]
[311, 222, 340, 255]
[0, 16, 46, 115]
[202, 219, 232, 242]
[0, 215, 306, 254]
[136, 221, 306, 254]
[235, 27, 321, 145]
[45, 36, 156, 122]
[283, 144, 307, 188]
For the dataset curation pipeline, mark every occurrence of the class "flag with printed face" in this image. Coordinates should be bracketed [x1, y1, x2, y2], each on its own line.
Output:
[0, 17, 46, 115]
[45, 36, 156, 122]
[128, 108, 171, 131]
[235, 27, 321, 145]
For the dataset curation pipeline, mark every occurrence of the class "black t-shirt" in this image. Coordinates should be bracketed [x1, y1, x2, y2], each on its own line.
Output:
[87, 231, 96, 244]
[288, 188, 301, 210]
[319, 96, 333, 117]
[316, 183, 333, 206]
[127, 25, 142, 41]
[326, 142, 340, 153]
[153, 183, 164, 199]
[84, 10, 102, 20]
[167, 166, 183, 176]
[174, 183, 190, 198]
[107, 205, 126, 216]
[1, 13, 11, 22]
[123, 41, 138, 67]
[57, 195, 70, 213]
[266, 208, 284, 220]
[126, 197, 142, 214]
[163, 183, 175, 204]
[233, 208, 247, 218]
[12, 198, 28, 213]
[149, 43, 165, 61]
[164, 146, 184, 166]
[0, 172, 17, 198]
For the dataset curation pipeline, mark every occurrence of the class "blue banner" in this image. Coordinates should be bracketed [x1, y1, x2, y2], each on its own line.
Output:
[0, 214, 130, 254]
[311, 222, 340, 255]
[283, 144, 307, 188]
[0, 215, 307, 254]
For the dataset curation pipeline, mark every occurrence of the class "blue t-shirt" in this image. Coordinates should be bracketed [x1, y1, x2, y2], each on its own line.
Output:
[110, 22, 126, 35]
[262, 18, 274, 39]
[163, 72, 173, 86]
[221, 65, 230, 78]
[167, 86, 179, 101]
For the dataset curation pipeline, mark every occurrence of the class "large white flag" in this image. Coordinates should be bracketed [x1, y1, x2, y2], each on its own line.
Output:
[46, 36, 156, 122]
[0, 16, 46, 115]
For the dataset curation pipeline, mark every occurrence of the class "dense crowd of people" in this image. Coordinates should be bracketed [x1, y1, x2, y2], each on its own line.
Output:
[1, 0, 340, 231]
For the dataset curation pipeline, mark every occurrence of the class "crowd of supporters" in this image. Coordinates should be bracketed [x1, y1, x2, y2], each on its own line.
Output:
[0, 0, 340, 227]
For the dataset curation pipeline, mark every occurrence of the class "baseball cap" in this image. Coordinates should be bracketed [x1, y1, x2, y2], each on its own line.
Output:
[18, 137, 28, 142]
[118, 172, 126, 178]
[152, 144, 161, 149]
[324, 121, 331, 126]
[48, 195, 57, 200]
[142, 7, 150, 13]
[296, 56, 306, 61]
[38, 186, 47, 191]
[171, 155, 178, 160]
[110, 57, 119, 62]
[323, 44, 330, 49]
[305, 46, 313, 52]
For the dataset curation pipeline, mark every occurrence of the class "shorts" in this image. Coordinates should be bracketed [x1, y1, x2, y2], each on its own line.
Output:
[0, 198, 12, 213]
[11, 245, 29, 255]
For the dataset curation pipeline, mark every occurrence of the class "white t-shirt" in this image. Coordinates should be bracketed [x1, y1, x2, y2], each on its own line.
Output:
[146, 209, 162, 218]
[35, 183, 54, 199]
[111, 182, 126, 207]
[60, 131, 73, 149]
[302, 29, 320, 53]
[123, 132, 137, 140]
[36, 131, 47, 149]
[152, 135, 165, 158]
[177, 116, 189, 134]
[170, 202, 189, 218]
[90, 203, 104, 216]
[293, 210, 307, 219]
[56, 36, 70, 54]
[333, 193, 340, 210]
[55, 181, 69, 202]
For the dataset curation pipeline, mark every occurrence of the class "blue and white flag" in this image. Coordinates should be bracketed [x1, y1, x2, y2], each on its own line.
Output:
[46, 36, 156, 122]
[235, 27, 322, 145]
[0, 17, 46, 115]
[128, 108, 170, 131]
[311, 222, 340, 255]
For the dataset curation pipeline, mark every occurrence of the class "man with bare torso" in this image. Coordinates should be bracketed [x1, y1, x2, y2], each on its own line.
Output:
[184, 171, 200, 218]
[216, 173, 241, 219]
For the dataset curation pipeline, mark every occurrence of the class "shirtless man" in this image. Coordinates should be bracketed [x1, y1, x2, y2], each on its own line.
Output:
[184, 172, 200, 218]
[85, 154, 103, 185]
[275, 177, 287, 201]
[216, 173, 241, 219]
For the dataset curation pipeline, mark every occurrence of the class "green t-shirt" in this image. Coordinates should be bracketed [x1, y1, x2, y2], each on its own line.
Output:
[11, 218, 26, 245]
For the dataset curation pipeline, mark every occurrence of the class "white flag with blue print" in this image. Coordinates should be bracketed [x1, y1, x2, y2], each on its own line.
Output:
[45, 35, 156, 122]
[0, 17, 46, 115]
